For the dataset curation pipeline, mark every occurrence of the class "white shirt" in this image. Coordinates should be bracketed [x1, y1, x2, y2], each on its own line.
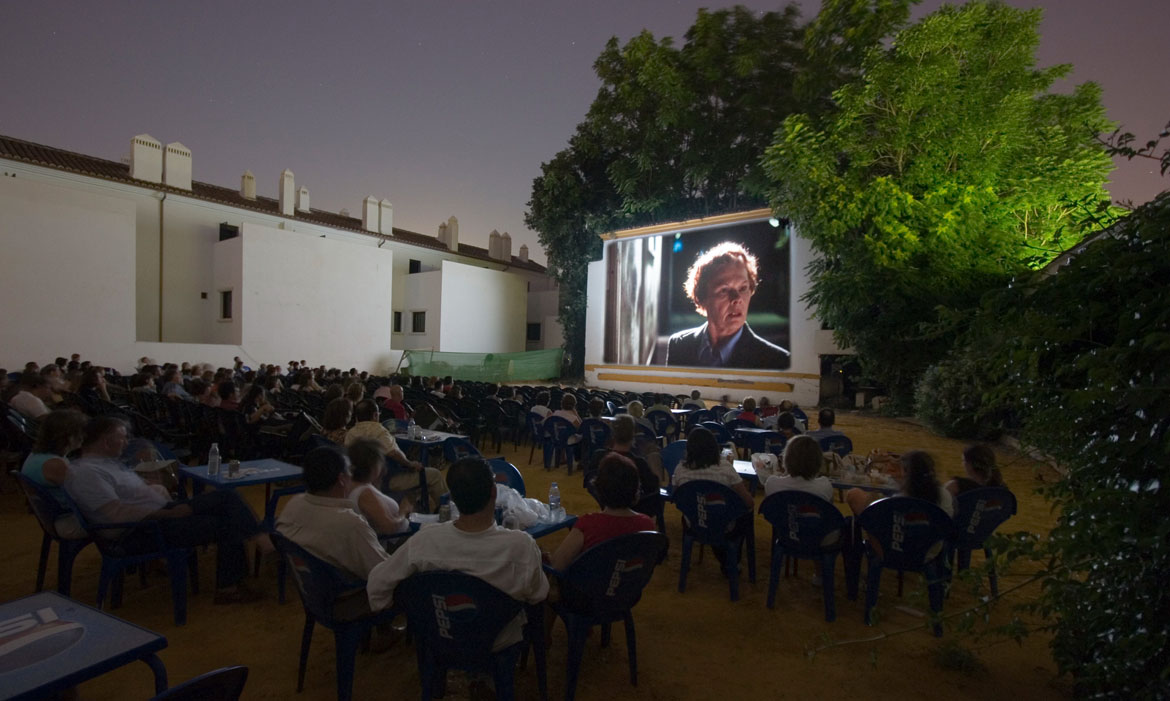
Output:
[345, 421, 399, 455]
[671, 462, 744, 490]
[349, 484, 410, 535]
[65, 455, 168, 524]
[764, 474, 834, 501]
[10, 390, 50, 419]
[277, 492, 389, 579]
[530, 406, 552, 420]
[367, 521, 548, 650]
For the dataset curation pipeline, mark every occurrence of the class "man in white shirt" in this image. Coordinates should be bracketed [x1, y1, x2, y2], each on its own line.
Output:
[10, 374, 53, 419]
[367, 457, 548, 650]
[345, 399, 447, 503]
[65, 416, 267, 603]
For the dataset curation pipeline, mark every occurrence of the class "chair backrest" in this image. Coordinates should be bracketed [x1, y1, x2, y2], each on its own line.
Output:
[559, 532, 669, 617]
[633, 421, 658, 442]
[149, 665, 249, 701]
[671, 480, 750, 544]
[13, 471, 75, 540]
[856, 497, 952, 570]
[395, 571, 523, 659]
[442, 437, 482, 463]
[790, 407, 808, 423]
[644, 410, 678, 438]
[578, 418, 612, 453]
[525, 411, 542, 439]
[659, 440, 688, 481]
[487, 458, 526, 497]
[952, 487, 1017, 550]
[725, 418, 757, 431]
[688, 409, 715, 424]
[542, 415, 577, 446]
[818, 435, 853, 457]
[696, 421, 732, 444]
[759, 490, 845, 556]
[271, 531, 366, 624]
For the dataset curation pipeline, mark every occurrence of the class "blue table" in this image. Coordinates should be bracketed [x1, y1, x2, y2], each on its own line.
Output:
[0, 591, 168, 700]
[179, 458, 304, 501]
[392, 430, 467, 466]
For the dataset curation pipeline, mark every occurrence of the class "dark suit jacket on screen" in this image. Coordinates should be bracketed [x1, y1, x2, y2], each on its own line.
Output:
[666, 322, 789, 369]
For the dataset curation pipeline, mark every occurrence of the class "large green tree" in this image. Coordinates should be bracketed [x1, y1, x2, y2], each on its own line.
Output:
[763, 1, 1115, 402]
[528, 1, 912, 377]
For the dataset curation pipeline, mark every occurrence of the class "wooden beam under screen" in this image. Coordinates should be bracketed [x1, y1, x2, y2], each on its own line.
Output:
[595, 372, 794, 393]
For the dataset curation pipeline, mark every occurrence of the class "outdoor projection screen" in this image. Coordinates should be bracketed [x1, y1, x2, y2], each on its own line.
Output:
[603, 217, 790, 370]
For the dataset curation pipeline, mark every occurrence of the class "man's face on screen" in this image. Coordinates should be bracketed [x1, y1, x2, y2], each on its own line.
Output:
[700, 261, 753, 341]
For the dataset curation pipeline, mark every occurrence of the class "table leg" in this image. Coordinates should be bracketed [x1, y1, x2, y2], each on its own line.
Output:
[142, 653, 168, 695]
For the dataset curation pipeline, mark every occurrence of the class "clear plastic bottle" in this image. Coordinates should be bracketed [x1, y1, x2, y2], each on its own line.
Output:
[408, 419, 418, 439]
[548, 482, 561, 520]
[208, 443, 221, 476]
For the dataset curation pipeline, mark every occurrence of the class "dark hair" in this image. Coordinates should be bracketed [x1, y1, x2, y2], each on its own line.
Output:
[962, 444, 1004, 487]
[34, 409, 88, 455]
[353, 398, 379, 423]
[588, 398, 604, 418]
[742, 397, 757, 413]
[776, 412, 796, 431]
[691, 390, 701, 399]
[611, 414, 635, 444]
[21, 374, 48, 390]
[782, 435, 822, 479]
[818, 408, 835, 429]
[322, 398, 354, 432]
[560, 394, 577, 411]
[901, 451, 941, 504]
[189, 378, 206, 397]
[346, 439, 385, 483]
[685, 426, 721, 469]
[217, 380, 238, 401]
[83, 416, 129, 447]
[79, 368, 103, 391]
[240, 384, 266, 412]
[303, 446, 349, 493]
[323, 384, 344, 402]
[535, 391, 550, 407]
[594, 453, 641, 508]
[447, 456, 495, 515]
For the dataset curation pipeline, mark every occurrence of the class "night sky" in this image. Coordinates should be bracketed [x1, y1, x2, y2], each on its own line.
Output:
[2, 0, 1166, 265]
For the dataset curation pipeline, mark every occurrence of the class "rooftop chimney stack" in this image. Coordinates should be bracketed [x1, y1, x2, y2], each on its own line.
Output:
[488, 230, 501, 259]
[241, 170, 256, 200]
[379, 199, 393, 235]
[278, 169, 295, 216]
[445, 215, 459, 252]
[438, 222, 449, 247]
[362, 196, 379, 233]
[296, 186, 311, 213]
[518, 244, 529, 263]
[500, 232, 512, 261]
[130, 134, 162, 183]
[163, 142, 192, 190]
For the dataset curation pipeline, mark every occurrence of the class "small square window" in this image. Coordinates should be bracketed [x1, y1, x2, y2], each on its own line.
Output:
[393, 311, 403, 333]
[526, 323, 541, 342]
[409, 259, 421, 274]
[412, 311, 426, 333]
[219, 290, 233, 320]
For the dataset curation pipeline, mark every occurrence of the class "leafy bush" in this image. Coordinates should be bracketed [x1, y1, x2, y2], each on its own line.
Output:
[914, 347, 1002, 439]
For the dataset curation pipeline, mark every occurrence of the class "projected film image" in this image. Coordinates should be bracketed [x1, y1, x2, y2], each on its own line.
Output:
[603, 218, 790, 370]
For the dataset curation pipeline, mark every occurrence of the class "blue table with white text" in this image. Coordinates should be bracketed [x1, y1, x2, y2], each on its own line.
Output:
[179, 458, 303, 501]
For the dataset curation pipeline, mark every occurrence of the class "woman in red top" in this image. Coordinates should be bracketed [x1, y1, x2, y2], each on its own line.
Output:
[736, 396, 762, 427]
[550, 453, 656, 570]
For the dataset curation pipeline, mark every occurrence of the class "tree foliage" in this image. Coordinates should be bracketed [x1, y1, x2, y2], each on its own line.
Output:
[528, 1, 912, 377]
[763, 1, 1115, 402]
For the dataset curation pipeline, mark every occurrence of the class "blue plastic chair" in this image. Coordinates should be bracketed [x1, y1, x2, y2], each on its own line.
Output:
[488, 457, 526, 497]
[12, 472, 92, 596]
[846, 497, 953, 636]
[758, 491, 845, 621]
[262, 484, 307, 602]
[545, 532, 669, 701]
[644, 410, 679, 444]
[687, 409, 715, 425]
[697, 421, 733, 445]
[659, 440, 688, 493]
[541, 416, 579, 474]
[578, 418, 612, 457]
[818, 435, 854, 457]
[395, 571, 547, 701]
[672, 480, 756, 601]
[791, 406, 808, 425]
[951, 487, 1017, 597]
[524, 412, 544, 465]
[149, 665, 249, 701]
[272, 532, 400, 701]
[442, 436, 483, 464]
[740, 430, 786, 457]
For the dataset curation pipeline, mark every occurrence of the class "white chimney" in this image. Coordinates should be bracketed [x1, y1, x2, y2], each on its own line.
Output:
[130, 134, 162, 183]
[241, 170, 256, 200]
[339, 208, 350, 218]
[362, 196, 379, 232]
[518, 244, 529, 263]
[437, 222, 449, 247]
[278, 169, 295, 216]
[297, 186, 311, 213]
[379, 199, 393, 235]
[488, 230, 501, 259]
[163, 142, 192, 190]
[500, 232, 512, 261]
[445, 215, 460, 252]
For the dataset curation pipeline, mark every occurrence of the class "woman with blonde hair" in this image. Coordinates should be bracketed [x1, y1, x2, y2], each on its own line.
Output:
[764, 435, 832, 501]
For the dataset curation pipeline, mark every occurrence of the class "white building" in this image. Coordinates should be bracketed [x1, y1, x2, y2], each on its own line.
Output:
[0, 133, 559, 373]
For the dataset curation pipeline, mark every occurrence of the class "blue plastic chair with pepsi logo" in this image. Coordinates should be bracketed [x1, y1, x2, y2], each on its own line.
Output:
[578, 418, 612, 458]
[442, 436, 482, 464]
[396, 571, 547, 701]
[951, 487, 1017, 597]
[818, 434, 854, 457]
[544, 532, 669, 701]
[672, 480, 756, 601]
[759, 490, 846, 621]
[847, 497, 953, 636]
[541, 416, 579, 474]
[488, 457, 526, 497]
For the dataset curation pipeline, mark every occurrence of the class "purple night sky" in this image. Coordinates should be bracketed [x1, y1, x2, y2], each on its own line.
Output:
[2, 1, 1166, 265]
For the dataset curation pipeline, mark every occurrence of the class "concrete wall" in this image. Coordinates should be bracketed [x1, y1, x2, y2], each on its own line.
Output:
[438, 260, 527, 353]
[399, 269, 442, 351]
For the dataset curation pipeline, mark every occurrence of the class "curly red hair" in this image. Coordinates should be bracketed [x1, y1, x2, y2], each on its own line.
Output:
[683, 241, 760, 313]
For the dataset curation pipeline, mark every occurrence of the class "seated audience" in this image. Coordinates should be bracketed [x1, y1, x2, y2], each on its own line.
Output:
[529, 391, 553, 420]
[239, 385, 278, 424]
[65, 417, 269, 603]
[78, 368, 111, 405]
[672, 426, 753, 509]
[347, 439, 412, 536]
[805, 408, 845, 441]
[764, 435, 833, 500]
[551, 454, 656, 570]
[321, 398, 354, 445]
[10, 374, 53, 419]
[772, 411, 803, 438]
[758, 396, 779, 418]
[587, 398, 605, 419]
[624, 400, 656, 433]
[376, 384, 409, 421]
[161, 368, 192, 400]
[683, 390, 706, 409]
[585, 414, 662, 517]
[344, 399, 447, 503]
[21, 409, 89, 537]
[552, 394, 582, 428]
[945, 444, 1007, 496]
[736, 397, 762, 426]
[367, 457, 549, 650]
[217, 381, 241, 410]
[846, 450, 954, 517]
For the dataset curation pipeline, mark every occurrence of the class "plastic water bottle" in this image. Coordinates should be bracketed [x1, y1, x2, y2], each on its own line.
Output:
[208, 443, 221, 477]
[548, 482, 561, 521]
[408, 419, 418, 439]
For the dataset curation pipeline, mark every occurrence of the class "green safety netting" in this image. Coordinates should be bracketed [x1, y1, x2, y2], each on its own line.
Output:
[403, 349, 563, 382]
